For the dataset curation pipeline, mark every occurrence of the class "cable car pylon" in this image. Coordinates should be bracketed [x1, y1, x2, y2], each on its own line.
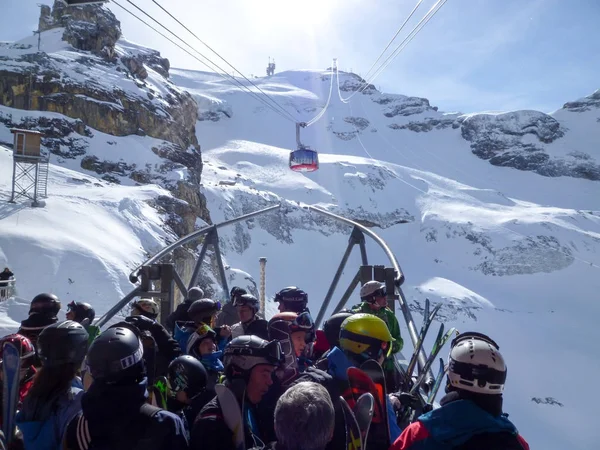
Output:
[289, 122, 319, 172]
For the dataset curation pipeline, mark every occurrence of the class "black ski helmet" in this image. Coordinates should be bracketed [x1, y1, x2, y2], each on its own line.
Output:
[323, 311, 354, 349]
[168, 355, 208, 397]
[233, 293, 260, 315]
[186, 287, 204, 302]
[87, 327, 145, 384]
[230, 286, 247, 302]
[188, 298, 221, 324]
[223, 335, 283, 381]
[30, 293, 61, 316]
[67, 301, 95, 325]
[37, 320, 89, 367]
[274, 287, 308, 313]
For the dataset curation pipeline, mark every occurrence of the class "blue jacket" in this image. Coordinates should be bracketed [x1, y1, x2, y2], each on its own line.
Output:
[16, 385, 82, 450]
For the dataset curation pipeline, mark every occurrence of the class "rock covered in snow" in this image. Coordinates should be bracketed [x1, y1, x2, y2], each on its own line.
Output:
[40, 0, 121, 56]
[561, 89, 600, 112]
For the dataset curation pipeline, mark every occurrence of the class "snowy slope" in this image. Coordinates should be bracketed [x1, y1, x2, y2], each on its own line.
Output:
[0, 42, 598, 450]
[0, 145, 175, 328]
[176, 68, 600, 449]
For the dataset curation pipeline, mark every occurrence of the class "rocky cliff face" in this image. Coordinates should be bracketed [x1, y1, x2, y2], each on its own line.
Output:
[0, 1, 211, 273]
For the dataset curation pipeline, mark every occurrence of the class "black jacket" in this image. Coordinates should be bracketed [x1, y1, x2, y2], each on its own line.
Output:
[258, 366, 345, 450]
[63, 379, 188, 450]
[191, 386, 268, 450]
[0, 270, 13, 281]
[215, 301, 238, 327]
[18, 313, 58, 348]
[166, 301, 194, 333]
[125, 316, 182, 376]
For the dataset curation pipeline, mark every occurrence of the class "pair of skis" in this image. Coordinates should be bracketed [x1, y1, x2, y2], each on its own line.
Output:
[2, 341, 21, 447]
[345, 360, 389, 450]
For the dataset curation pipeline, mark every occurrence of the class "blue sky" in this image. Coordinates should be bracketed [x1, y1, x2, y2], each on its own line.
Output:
[2, 0, 599, 113]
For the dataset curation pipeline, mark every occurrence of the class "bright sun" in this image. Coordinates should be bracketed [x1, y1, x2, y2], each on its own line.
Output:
[248, 0, 335, 30]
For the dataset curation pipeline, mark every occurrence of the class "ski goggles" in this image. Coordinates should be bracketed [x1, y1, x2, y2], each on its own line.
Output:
[449, 358, 507, 386]
[370, 287, 387, 299]
[290, 311, 314, 331]
[195, 324, 217, 341]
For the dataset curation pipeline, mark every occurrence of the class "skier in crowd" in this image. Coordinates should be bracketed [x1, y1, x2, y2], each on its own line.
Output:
[314, 310, 353, 364]
[17, 294, 61, 349]
[165, 287, 204, 333]
[320, 313, 401, 447]
[191, 336, 283, 450]
[66, 301, 98, 343]
[263, 312, 345, 449]
[390, 332, 530, 450]
[0, 334, 37, 427]
[16, 321, 88, 449]
[167, 355, 209, 433]
[274, 382, 335, 450]
[63, 327, 188, 450]
[215, 286, 247, 327]
[230, 293, 268, 340]
[174, 298, 231, 353]
[274, 287, 309, 314]
[185, 324, 223, 397]
[351, 281, 403, 390]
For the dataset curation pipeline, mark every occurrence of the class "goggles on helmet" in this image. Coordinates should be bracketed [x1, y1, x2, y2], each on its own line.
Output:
[449, 359, 507, 386]
[450, 331, 500, 350]
[224, 339, 284, 366]
[368, 288, 387, 300]
[290, 311, 314, 331]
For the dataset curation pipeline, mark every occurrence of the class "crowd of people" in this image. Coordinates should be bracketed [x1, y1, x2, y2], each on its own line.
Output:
[0, 281, 529, 450]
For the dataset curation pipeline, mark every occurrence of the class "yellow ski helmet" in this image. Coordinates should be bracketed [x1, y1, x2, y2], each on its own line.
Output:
[339, 313, 394, 361]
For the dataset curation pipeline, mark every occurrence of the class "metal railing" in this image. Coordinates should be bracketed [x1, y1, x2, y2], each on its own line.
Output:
[0, 279, 16, 302]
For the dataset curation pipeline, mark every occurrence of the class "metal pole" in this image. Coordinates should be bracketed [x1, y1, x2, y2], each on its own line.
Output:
[330, 269, 361, 316]
[259, 257, 267, 314]
[315, 227, 363, 328]
[9, 157, 17, 203]
[187, 227, 215, 290]
[211, 229, 229, 297]
[32, 161, 39, 206]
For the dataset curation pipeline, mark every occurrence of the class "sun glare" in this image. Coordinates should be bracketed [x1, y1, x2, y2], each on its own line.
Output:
[251, 0, 335, 30]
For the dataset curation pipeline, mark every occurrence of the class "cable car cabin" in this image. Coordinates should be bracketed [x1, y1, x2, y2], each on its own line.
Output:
[289, 148, 319, 172]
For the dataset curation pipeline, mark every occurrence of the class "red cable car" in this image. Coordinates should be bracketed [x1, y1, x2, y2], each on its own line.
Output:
[289, 123, 319, 172]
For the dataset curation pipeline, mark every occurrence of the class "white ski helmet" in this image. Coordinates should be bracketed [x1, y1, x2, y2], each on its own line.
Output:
[131, 298, 159, 319]
[359, 281, 386, 302]
[447, 332, 507, 395]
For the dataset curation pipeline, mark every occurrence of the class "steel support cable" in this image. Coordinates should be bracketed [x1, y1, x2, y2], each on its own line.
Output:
[358, 0, 426, 88]
[151, 0, 299, 123]
[114, 1, 297, 123]
[304, 62, 336, 127]
[341, 0, 447, 103]
[354, 0, 448, 97]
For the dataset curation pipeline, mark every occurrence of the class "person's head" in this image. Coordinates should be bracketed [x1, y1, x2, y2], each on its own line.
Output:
[188, 298, 221, 326]
[268, 311, 313, 358]
[274, 287, 308, 314]
[233, 293, 259, 324]
[2, 268, 9, 273]
[29, 293, 61, 317]
[26, 321, 89, 403]
[186, 287, 204, 303]
[186, 324, 218, 358]
[86, 327, 146, 386]
[275, 382, 334, 450]
[323, 311, 353, 350]
[168, 355, 208, 404]
[230, 286, 247, 304]
[339, 313, 393, 365]
[130, 298, 159, 320]
[66, 301, 95, 326]
[0, 334, 36, 383]
[359, 281, 388, 310]
[447, 331, 507, 396]
[223, 335, 283, 404]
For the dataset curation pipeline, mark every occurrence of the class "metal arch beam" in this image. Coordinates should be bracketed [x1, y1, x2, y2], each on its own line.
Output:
[129, 204, 281, 283]
[306, 205, 431, 381]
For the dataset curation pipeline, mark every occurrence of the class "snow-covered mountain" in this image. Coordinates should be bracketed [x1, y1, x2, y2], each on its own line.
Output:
[1, 3, 599, 449]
